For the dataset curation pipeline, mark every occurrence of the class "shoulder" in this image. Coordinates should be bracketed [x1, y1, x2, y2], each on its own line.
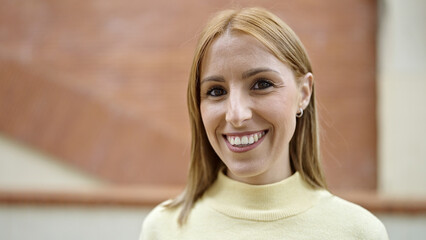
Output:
[315, 192, 388, 239]
[140, 200, 180, 240]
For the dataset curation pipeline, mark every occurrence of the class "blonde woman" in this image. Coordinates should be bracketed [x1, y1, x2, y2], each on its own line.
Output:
[141, 7, 388, 239]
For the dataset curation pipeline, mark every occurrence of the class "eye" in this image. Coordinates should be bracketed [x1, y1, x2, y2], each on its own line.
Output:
[207, 87, 227, 97]
[252, 79, 274, 90]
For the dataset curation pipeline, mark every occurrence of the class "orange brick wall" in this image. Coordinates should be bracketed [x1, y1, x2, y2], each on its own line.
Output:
[0, 0, 377, 190]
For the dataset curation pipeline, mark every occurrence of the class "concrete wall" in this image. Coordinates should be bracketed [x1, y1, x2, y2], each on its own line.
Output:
[377, 213, 426, 239]
[378, 0, 426, 196]
[0, 205, 151, 240]
[0, 134, 105, 191]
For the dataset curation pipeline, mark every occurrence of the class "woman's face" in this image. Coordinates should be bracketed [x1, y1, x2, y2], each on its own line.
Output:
[200, 32, 312, 185]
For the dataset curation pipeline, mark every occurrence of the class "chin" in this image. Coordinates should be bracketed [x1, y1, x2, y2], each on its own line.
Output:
[225, 160, 267, 180]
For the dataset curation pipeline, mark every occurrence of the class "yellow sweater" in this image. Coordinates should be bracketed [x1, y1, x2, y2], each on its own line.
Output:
[141, 171, 388, 239]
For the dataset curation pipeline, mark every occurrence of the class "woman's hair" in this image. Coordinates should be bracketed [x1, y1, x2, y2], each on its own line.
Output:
[167, 7, 326, 224]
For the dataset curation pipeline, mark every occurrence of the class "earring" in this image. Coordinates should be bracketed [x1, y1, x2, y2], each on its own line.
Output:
[296, 108, 303, 118]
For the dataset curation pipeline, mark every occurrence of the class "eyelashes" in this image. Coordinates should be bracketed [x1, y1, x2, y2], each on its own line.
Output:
[206, 87, 227, 97]
[205, 78, 276, 97]
[252, 78, 274, 90]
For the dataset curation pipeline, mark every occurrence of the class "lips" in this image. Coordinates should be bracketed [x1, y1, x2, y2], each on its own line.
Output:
[223, 130, 268, 153]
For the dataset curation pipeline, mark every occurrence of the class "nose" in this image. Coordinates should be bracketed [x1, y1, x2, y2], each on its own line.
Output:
[225, 89, 252, 128]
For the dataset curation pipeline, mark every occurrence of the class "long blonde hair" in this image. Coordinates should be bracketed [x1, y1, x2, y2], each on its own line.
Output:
[167, 7, 326, 224]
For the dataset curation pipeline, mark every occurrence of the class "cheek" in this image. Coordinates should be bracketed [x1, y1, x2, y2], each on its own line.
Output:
[200, 102, 221, 139]
[256, 94, 298, 136]
[200, 102, 209, 130]
[258, 93, 296, 116]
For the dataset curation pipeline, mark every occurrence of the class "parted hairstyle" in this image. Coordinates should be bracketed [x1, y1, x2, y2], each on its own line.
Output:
[167, 7, 326, 225]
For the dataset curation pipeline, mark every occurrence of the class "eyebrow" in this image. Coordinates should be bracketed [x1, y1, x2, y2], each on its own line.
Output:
[200, 67, 278, 84]
[242, 67, 279, 79]
[200, 75, 225, 84]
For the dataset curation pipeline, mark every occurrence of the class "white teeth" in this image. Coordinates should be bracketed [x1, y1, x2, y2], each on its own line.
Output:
[227, 131, 266, 147]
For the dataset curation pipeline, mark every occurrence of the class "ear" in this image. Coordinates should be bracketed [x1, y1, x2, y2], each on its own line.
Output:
[299, 73, 313, 110]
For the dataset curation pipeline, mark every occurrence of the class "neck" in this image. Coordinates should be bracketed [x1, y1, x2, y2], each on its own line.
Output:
[225, 156, 292, 185]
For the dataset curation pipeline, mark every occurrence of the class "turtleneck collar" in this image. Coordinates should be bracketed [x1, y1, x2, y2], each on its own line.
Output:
[202, 170, 327, 221]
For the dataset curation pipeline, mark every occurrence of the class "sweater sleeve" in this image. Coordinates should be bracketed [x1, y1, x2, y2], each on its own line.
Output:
[139, 200, 179, 240]
[354, 214, 388, 240]
[328, 195, 389, 240]
[359, 212, 389, 240]
[373, 223, 389, 240]
[139, 204, 168, 240]
[139, 208, 157, 240]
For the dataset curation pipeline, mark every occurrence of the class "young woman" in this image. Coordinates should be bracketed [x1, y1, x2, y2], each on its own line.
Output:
[141, 7, 388, 239]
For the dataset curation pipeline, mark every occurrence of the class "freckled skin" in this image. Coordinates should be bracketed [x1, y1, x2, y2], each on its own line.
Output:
[199, 32, 312, 185]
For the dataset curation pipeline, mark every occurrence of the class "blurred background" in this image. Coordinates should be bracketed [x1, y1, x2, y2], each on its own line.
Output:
[0, 0, 425, 239]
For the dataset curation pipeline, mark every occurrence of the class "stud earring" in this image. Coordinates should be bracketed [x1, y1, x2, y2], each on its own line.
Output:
[296, 108, 303, 118]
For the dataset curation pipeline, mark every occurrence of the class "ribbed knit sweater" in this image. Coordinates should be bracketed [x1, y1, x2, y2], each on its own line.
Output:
[140, 171, 388, 239]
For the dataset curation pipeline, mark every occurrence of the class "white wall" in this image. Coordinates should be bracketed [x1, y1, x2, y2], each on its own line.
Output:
[377, 213, 426, 240]
[0, 134, 106, 191]
[0, 134, 151, 240]
[0, 205, 151, 240]
[378, 0, 426, 196]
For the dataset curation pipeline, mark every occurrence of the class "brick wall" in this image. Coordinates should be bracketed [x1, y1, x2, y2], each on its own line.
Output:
[0, 0, 377, 190]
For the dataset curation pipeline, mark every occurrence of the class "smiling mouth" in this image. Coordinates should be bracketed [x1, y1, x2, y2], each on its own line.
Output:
[223, 130, 268, 148]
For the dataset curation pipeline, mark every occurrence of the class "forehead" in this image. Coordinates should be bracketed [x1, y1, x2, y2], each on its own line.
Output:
[201, 32, 284, 76]
[209, 31, 269, 55]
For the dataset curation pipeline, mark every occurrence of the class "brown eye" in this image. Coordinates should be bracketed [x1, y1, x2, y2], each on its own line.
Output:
[207, 87, 227, 97]
[252, 79, 274, 90]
